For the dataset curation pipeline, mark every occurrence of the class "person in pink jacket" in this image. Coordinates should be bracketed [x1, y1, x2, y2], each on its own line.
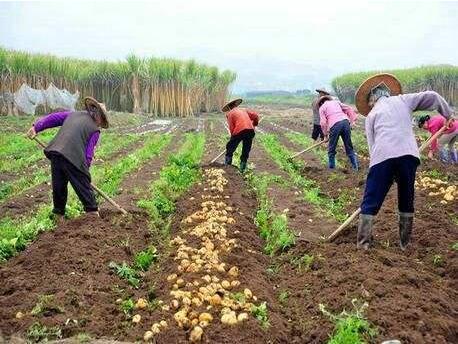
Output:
[418, 114, 457, 163]
[317, 96, 359, 170]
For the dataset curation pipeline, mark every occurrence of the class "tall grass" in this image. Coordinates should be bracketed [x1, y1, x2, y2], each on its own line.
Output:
[0, 47, 236, 116]
[332, 65, 458, 105]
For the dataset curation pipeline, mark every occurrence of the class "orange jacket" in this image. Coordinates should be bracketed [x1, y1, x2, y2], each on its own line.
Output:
[226, 108, 259, 136]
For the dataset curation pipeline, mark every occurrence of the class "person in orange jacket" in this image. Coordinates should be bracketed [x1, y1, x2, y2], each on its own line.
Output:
[221, 98, 259, 172]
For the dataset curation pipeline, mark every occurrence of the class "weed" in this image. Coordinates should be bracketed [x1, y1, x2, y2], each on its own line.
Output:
[76, 332, 92, 343]
[109, 261, 140, 288]
[120, 298, 135, 315]
[291, 254, 315, 272]
[278, 290, 290, 305]
[26, 322, 62, 343]
[266, 262, 281, 277]
[251, 302, 270, 329]
[134, 246, 158, 271]
[432, 254, 444, 267]
[31, 294, 64, 316]
[319, 299, 377, 344]
[231, 292, 247, 304]
[452, 243, 458, 251]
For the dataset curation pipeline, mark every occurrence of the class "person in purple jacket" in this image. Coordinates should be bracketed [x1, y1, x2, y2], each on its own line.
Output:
[27, 97, 109, 220]
[354, 74, 453, 250]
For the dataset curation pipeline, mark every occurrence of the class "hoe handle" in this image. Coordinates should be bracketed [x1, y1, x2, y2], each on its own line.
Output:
[290, 139, 328, 159]
[327, 125, 448, 242]
[211, 150, 226, 164]
[31, 136, 128, 215]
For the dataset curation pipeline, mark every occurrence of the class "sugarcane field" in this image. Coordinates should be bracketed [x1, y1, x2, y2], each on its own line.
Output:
[0, 1, 457, 344]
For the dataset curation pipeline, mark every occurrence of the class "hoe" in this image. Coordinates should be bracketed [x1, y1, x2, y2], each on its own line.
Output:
[31, 136, 128, 215]
[288, 138, 328, 160]
[327, 125, 448, 241]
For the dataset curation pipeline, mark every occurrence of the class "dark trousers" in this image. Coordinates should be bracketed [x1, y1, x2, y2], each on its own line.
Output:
[50, 154, 98, 215]
[361, 155, 420, 215]
[225, 129, 255, 164]
[328, 119, 357, 169]
[311, 124, 324, 141]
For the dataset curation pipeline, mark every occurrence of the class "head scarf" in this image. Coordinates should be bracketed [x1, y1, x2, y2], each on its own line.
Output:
[368, 82, 391, 104]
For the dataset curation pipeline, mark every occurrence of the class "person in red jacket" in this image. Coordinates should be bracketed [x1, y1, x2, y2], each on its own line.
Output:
[222, 98, 259, 172]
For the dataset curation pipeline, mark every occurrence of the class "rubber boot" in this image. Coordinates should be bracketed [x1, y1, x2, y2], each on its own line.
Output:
[224, 155, 232, 165]
[439, 148, 449, 163]
[239, 161, 247, 173]
[399, 212, 413, 251]
[51, 213, 65, 226]
[357, 214, 374, 250]
[450, 149, 458, 164]
[349, 153, 359, 171]
[328, 155, 336, 169]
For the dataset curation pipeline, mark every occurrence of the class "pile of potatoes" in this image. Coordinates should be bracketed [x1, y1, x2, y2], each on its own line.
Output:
[416, 175, 457, 204]
[144, 168, 257, 342]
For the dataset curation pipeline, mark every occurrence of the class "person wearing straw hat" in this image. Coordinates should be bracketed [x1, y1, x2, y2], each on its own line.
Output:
[311, 88, 332, 142]
[221, 98, 259, 172]
[317, 95, 359, 170]
[26, 97, 109, 221]
[354, 73, 453, 250]
[417, 114, 457, 163]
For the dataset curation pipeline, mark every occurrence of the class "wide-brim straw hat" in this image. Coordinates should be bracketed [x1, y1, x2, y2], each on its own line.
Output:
[317, 95, 333, 109]
[84, 96, 109, 128]
[355, 73, 402, 116]
[315, 88, 330, 95]
[222, 98, 243, 112]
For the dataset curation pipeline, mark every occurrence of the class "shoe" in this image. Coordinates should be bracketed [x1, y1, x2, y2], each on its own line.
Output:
[349, 153, 359, 171]
[224, 155, 232, 165]
[239, 161, 248, 172]
[439, 148, 450, 163]
[328, 156, 336, 169]
[357, 214, 374, 250]
[52, 213, 65, 225]
[399, 212, 413, 250]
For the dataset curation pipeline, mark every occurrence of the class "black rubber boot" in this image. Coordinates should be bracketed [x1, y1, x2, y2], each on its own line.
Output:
[224, 155, 232, 165]
[399, 212, 413, 250]
[357, 214, 374, 250]
[239, 161, 247, 173]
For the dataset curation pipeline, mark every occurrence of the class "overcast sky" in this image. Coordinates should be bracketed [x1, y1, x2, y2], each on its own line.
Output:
[0, 0, 457, 92]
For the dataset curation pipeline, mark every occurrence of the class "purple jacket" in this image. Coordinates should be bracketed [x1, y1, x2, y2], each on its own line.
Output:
[34, 111, 100, 166]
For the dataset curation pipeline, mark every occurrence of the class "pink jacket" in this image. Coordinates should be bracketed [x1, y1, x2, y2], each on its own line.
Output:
[319, 100, 357, 135]
[425, 115, 458, 151]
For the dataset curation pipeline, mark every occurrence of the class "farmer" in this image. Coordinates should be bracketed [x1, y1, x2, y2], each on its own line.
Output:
[26, 97, 109, 220]
[311, 89, 331, 142]
[354, 73, 453, 250]
[418, 114, 457, 163]
[317, 95, 359, 170]
[222, 98, 259, 172]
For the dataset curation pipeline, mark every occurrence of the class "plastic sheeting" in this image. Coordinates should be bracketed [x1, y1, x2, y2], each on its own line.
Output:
[13, 83, 79, 115]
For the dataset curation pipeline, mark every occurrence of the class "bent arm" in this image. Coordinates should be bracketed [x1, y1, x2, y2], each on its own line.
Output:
[34, 111, 71, 133]
[319, 107, 328, 135]
[247, 109, 259, 126]
[85, 131, 100, 166]
[340, 102, 357, 125]
[400, 91, 452, 118]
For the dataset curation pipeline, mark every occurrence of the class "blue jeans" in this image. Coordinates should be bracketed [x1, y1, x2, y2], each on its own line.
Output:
[328, 119, 357, 169]
[361, 155, 420, 215]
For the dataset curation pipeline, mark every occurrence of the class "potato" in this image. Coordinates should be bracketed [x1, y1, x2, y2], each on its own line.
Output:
[151, 323, 161, 334]
[221, 311, 238, 326]
[199, 312, 213, 322]
[237, 312, 249, 322]
[244, 288, 253, 299]
[132, 314, 141, 323]
[210, 294, 222, 306]
[189, 326, 204, 342]
[15, 311, 24, 319]
[228, 266, 239, 277]
[167, 273, 178, 282]
[135, 298, 148, 309]
[144, 330, 154, 341]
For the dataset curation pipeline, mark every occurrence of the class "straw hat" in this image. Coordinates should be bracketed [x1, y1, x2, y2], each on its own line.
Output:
[317, 95, 333, 109]
[222, 98, 243, 112]
[315, 88, 330, 95]
[355, 73, 402, 116]
[84, 96, 109, 128]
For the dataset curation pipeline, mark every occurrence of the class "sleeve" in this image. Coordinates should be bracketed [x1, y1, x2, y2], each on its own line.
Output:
[247, 109, 259, 126]
[85, 131, 100, 166]
[340, 102, 358, 125]
[33, 111, 71, 133]
[426, 118, 442, 152]
[226, 113, 235, 135]
[365, 115, 375, 154]
[400, 91, 452, 118]
[319, 106, 328, 135]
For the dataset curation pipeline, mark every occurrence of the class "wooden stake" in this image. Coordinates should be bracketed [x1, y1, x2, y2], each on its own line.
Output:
[327, 124, 449, 242]
[31, 136, 128, 215]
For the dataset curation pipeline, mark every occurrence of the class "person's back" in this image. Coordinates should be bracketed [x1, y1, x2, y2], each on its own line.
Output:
[226, 108, 258, 135]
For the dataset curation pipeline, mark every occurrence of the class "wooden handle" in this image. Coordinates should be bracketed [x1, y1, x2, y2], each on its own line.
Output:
[211, 150, 226, 163]
[290, 139, 328, 159]
[327, 208, 361, 242]
[418, 125, 447, 153]
[31, 136, 128, 215]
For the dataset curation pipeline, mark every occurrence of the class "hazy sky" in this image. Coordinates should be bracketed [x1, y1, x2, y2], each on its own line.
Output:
[1, 0, 457, 92]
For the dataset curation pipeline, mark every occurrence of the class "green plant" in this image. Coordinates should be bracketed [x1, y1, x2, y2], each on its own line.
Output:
[452, 242, 458, 251]
[120, 298, 135, 315]
[251, 302, 270, 329]
[134, 246, 158, 271]
[76, 333, 92, 343]
[231, 292, 247, 304]
[109, 261, 140, 288]
[31, 294, 64, 316]
[278, 290, 290, 305]
[432, 254, 444, 267]
[291, 254, 315, 272]
[319, 299, 377, 344]
[26, 322, 62, 343]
